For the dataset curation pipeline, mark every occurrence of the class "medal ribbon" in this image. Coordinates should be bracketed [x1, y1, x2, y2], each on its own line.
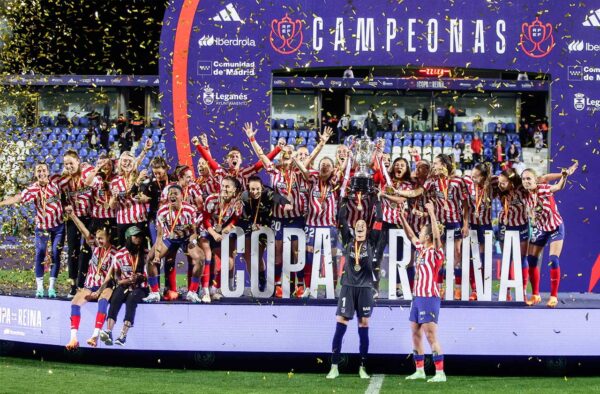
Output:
[252, 194, 261, 227]
[438, 177, 448, 201]
[168, 205, 184, 236]
[474, 185, 484, 215]
[97, 247, 111, 276]
[354, 240, 363, 269]
[217, 198, 231, 228]
[318, 179, 329, 206]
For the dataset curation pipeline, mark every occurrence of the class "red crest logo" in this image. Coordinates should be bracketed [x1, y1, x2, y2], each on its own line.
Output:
[519, 17, 555, 58]
[270, 14, 303, 55]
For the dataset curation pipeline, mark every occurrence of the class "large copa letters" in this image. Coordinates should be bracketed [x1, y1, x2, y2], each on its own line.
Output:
[219, 228, 524, 301]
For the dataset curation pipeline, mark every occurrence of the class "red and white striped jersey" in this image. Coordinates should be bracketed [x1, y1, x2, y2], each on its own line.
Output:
[84, 246, 117, 288]
[463, 176, 497, 226]
[525, 183, 563, 232]
[90, 176, 117, 219]
[497, 186, 529, 227]
[112, 247, 147, 288]
[424, 176, 468, 224]
[381, 180, 414, 224]
[160, 182, 203, 211]
[305, 170, 339, 227]
[110, 176, 147, 224]
[267, 164, 307, 218]
[202, 194, 240, 230]
[414, 241, 444, 298]
[156, 202, 197, 240]
[195, 174, 220, 199]
[58, 164, 95, 217]
[408, 180, 430, 233]
[20, 176, 64, 230]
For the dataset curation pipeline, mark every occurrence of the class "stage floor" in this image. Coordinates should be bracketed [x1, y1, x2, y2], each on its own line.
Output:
[1, 292, 599, 357]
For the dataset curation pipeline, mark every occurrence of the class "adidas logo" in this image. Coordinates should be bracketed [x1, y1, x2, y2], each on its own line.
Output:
[568, 40, 584, 52]
[211, 3, 242, 23]
[583, 8, 600, 27]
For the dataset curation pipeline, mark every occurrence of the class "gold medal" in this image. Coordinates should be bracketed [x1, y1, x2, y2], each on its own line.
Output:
[94, 274, 101, 282]
[354, 264, 361, 272]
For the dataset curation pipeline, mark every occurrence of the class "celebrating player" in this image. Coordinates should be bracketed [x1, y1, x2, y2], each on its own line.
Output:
[401, 202, 446, 383]
[64, 208, 116, 349]
[326, 197, 378, 380]
[0, 163, 64, 297]
[522, 167, 571, 307]
[100, 226, 148, 346]
[144, 184, 204, 303]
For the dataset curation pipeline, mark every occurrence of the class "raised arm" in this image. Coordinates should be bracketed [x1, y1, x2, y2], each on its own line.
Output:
[395, 186, 424, 199]
[304, 126, 333, 168]
[0, 194, 22, 207]
[399, 208, 419, 245]
[549, 169, 569, 193]
[292, 155, 310, 181]
[192, 135, 220, 171]
[426, 202, 442, 249]
[539, 162, 577, 184]
[244, 122, 274, 168]
[338, 197, 352, 245]
[66, 206, 92, 240]
[134, 139, 153, 168]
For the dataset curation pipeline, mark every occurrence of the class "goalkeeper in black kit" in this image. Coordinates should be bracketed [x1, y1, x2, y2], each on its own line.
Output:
[326, 196, 380, 380]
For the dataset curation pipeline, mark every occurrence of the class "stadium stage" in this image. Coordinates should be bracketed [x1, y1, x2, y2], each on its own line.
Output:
[1, 293, 598, 358]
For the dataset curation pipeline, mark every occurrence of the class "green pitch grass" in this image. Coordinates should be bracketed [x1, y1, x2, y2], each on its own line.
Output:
[1, 357, 599, 394]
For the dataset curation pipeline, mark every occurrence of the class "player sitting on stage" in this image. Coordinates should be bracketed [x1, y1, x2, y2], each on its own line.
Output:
[326, 197, 378, 380]
[144, 184, 204, 303]
[401, 202, 446, 383]
[100, 226, 148, 346]
[65, 207, 116, 349]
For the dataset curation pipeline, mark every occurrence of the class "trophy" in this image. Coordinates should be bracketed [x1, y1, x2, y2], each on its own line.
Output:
[349, 136, 376, 194]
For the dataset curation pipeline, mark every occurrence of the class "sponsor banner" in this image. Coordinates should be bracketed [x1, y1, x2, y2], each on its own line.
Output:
[2, 295, 600, 355]
[0, 75, 159, 87]
[160, 0, 600, 293]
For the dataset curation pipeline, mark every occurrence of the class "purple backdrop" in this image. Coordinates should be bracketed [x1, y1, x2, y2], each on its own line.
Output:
[159, 0, 600, 292]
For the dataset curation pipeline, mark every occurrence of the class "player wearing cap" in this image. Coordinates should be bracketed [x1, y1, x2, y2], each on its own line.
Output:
[99, 226, 148, 346]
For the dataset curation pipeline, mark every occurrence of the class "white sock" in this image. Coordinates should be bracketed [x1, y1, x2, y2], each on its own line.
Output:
[36, 277, 44, 292]
[92, 328, 100, 338]
[202, 287, 209, 293]
[70, 328, 78, 341]
[49, 277, 56, 290]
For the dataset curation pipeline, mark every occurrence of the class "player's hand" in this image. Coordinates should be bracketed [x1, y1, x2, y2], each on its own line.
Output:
[144, 138, 153, 151]
[461, 225, 470, 239]
[243, 122, 256, 139]
[277, 137, 286, 148]
[86, 291, 100, 301]
[199, 134, 209, 147]
[425, 202, 435, 212]
[319, 126, 333, 143]
[64, 205, 74, 216]
[567, 161, 578, 175]
[137, 169, 148, 183]
[283, 204, 293, 212]
[212, 232, 223, 242]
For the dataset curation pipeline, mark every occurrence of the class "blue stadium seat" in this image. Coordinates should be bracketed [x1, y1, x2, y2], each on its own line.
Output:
[384, 146, 392, 154]
[403, 139, 412, 147]
[376, 132, 384, 139]
[464, 134, 473, 143]
[40, 148, 49, 156]
[74, 142, 82, 150]
[443, 140, 453, 148]
[413, 140, 423, 147]
[79, 117, 89, 127]
[453, 133, 462, 141]
[433, 133, 442, 140]
[384, 132, 393, 140]
[308, 137, 317, 146]
[455, 122, 464, 132]
[423, 140, 432, 147]
[287, 130, 297, 139]
[307, 144, 316, 153]
[487, 122, 496, 133]
[270, 130, 278, 138]
[151, 118, 161, 127]
[505, 122, 516, 133]
[483, 134, 494, 143]
[286, 119, 295, 129]
[308, 130, 317, 139]
[297, 130, 308, 139]
[144, 128, 152, 137]
[68, 133, 77, 142]
[110, 128, 118, 136]
[286, 137, 295, 145]
[465, 122, 474, 132]
[393, 139, 402, 147]
[433, 140, 442, 148]
[278, 130, 288, 138]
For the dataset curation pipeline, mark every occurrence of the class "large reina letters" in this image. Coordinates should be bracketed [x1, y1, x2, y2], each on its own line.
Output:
[220, 227, 524, 301]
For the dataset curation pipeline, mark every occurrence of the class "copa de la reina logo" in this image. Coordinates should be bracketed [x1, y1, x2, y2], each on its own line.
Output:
[518, 17, 555, 58]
